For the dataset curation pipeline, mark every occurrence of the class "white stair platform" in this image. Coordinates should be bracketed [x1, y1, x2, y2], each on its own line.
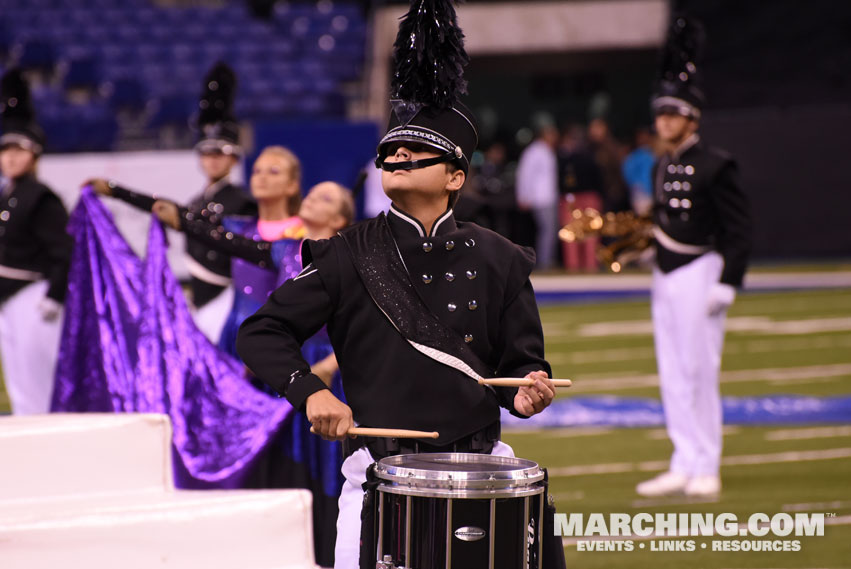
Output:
[0, 413, 318, 568]
[0, 490, 317, 568]
[0, 413, 173, 501]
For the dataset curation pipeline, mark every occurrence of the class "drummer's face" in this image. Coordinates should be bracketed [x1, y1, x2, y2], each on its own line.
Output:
[381, 142, 465, 205]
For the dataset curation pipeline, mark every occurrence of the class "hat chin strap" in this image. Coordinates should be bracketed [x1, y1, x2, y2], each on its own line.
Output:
[376, 151, 455, 172]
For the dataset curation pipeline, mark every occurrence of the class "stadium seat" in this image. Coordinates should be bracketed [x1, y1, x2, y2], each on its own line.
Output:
[62, 56, 101, 91]
[102, 77, 147, 111]
[0, 0, 369, 150]
[12, 39, 56, 71]
[147, 93, 196, 129]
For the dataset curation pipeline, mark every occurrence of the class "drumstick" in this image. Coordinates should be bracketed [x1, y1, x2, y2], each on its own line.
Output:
[478, 378, 572, 388]
[309, 426, 440, 439]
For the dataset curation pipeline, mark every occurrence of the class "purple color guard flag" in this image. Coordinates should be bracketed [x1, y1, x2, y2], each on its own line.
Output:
[52, 188, 292, 488]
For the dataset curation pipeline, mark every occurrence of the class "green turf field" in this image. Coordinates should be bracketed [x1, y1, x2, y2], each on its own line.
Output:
[503, 287, 851, 568]
[1, 286, 849, 566]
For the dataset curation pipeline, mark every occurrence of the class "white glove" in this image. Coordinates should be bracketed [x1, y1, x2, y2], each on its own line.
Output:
[707, 283, 735, 316]
[38, 297, 63, 322]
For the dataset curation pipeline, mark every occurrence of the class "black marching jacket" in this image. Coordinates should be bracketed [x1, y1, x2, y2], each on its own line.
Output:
[653, 136, 752, 287]
[0, 174, 72, 303]
[237, 206, 551, 446]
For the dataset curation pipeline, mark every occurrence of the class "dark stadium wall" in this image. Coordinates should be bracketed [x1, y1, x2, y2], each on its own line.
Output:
[701, 106, 851, 259]
[678, 0, 851, 259]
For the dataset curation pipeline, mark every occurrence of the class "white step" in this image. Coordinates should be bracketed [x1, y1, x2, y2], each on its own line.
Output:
[0, 413, 173, 501]
[0, 490, 318, 568]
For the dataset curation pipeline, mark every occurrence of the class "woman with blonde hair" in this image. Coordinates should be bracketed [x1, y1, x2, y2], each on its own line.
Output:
[152, 146, 354, 360]
[151, 147, 355, 566]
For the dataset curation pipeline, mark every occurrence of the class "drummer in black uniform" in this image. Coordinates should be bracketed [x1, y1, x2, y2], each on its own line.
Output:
[88, 62, 256, 340]
[0, 69, 73, 414]
[635, 17, 752, 498]
[236, 1, 554, 566]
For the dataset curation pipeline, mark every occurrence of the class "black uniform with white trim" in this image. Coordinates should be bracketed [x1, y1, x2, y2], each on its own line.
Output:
[652, 134, 751, 286]
[237, 205, 550, 446]
[0, 174, 72, 303]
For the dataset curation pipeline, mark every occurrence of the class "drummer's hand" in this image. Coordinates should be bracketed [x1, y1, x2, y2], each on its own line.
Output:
[305, 389, 354, 441]
[514, 371, 554, 417]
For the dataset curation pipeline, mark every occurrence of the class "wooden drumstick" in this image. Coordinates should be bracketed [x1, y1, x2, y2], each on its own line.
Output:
[478, 378, 572, 388]
[309, 426, 440, 439]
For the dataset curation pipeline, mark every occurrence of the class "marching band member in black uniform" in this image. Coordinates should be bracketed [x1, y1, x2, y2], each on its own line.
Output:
[237, 2, 555, 566]
[0, 70, 73, 414]
[636, 17, 752, 498]
[88, 62, 256, 341]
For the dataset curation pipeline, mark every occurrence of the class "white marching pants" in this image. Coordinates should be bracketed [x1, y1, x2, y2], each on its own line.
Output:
[192, 285, 233, 344]
[651, 252, 727, 477]
[0, 281, 63, 414]
[334, 441, 516, 569]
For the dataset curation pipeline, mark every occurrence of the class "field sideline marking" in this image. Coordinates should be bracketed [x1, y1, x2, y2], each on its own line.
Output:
[549, 447, 851, 477]
[532, 271, 851, 292]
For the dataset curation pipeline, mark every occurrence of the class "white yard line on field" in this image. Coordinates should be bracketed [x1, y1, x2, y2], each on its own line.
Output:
[548, 447, 851, 477]
[554, 363, 851, 392]
[504, 426, 614, 438]
[782, 500, 851, 512]
[547, 334, 851, 365]
[552, 491, 586, 502]
[646, 426, 741, 440]
[764, 425, 851, 441]
[573, 316, 851, 338]
[631, 495, 720, 508]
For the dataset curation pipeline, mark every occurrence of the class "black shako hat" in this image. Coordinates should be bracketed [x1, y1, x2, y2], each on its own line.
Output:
[652, 15, 706, 120]
[0, 69, 46, 155]
[376, 0, 478, 174]
[195, 62, 241, 155]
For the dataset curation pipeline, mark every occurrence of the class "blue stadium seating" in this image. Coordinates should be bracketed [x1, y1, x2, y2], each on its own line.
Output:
[103, 77, 147, 112]
[0, 0, 368, 152]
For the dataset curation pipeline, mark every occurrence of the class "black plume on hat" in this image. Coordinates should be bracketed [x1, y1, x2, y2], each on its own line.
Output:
[652, 15, 706, 118]
[0, 69, 46, 154]
[378, 0, 478, 173]
[391, 0, 469, 113]
[195, 61, 240, 154]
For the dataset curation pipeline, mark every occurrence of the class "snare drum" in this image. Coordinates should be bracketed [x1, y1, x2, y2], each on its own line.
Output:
[371, 453, 546, 569]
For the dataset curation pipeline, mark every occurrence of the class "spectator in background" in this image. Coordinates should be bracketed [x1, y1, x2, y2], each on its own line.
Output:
[588, 117, 631, 213]
[558, 124, 603, 271]
[516, 119, 559, 269]
[622, 127, 657, 216]
[467, 142, 515, 238]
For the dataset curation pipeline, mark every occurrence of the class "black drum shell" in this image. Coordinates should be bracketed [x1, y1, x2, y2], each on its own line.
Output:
[372, 453, 546, 569]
